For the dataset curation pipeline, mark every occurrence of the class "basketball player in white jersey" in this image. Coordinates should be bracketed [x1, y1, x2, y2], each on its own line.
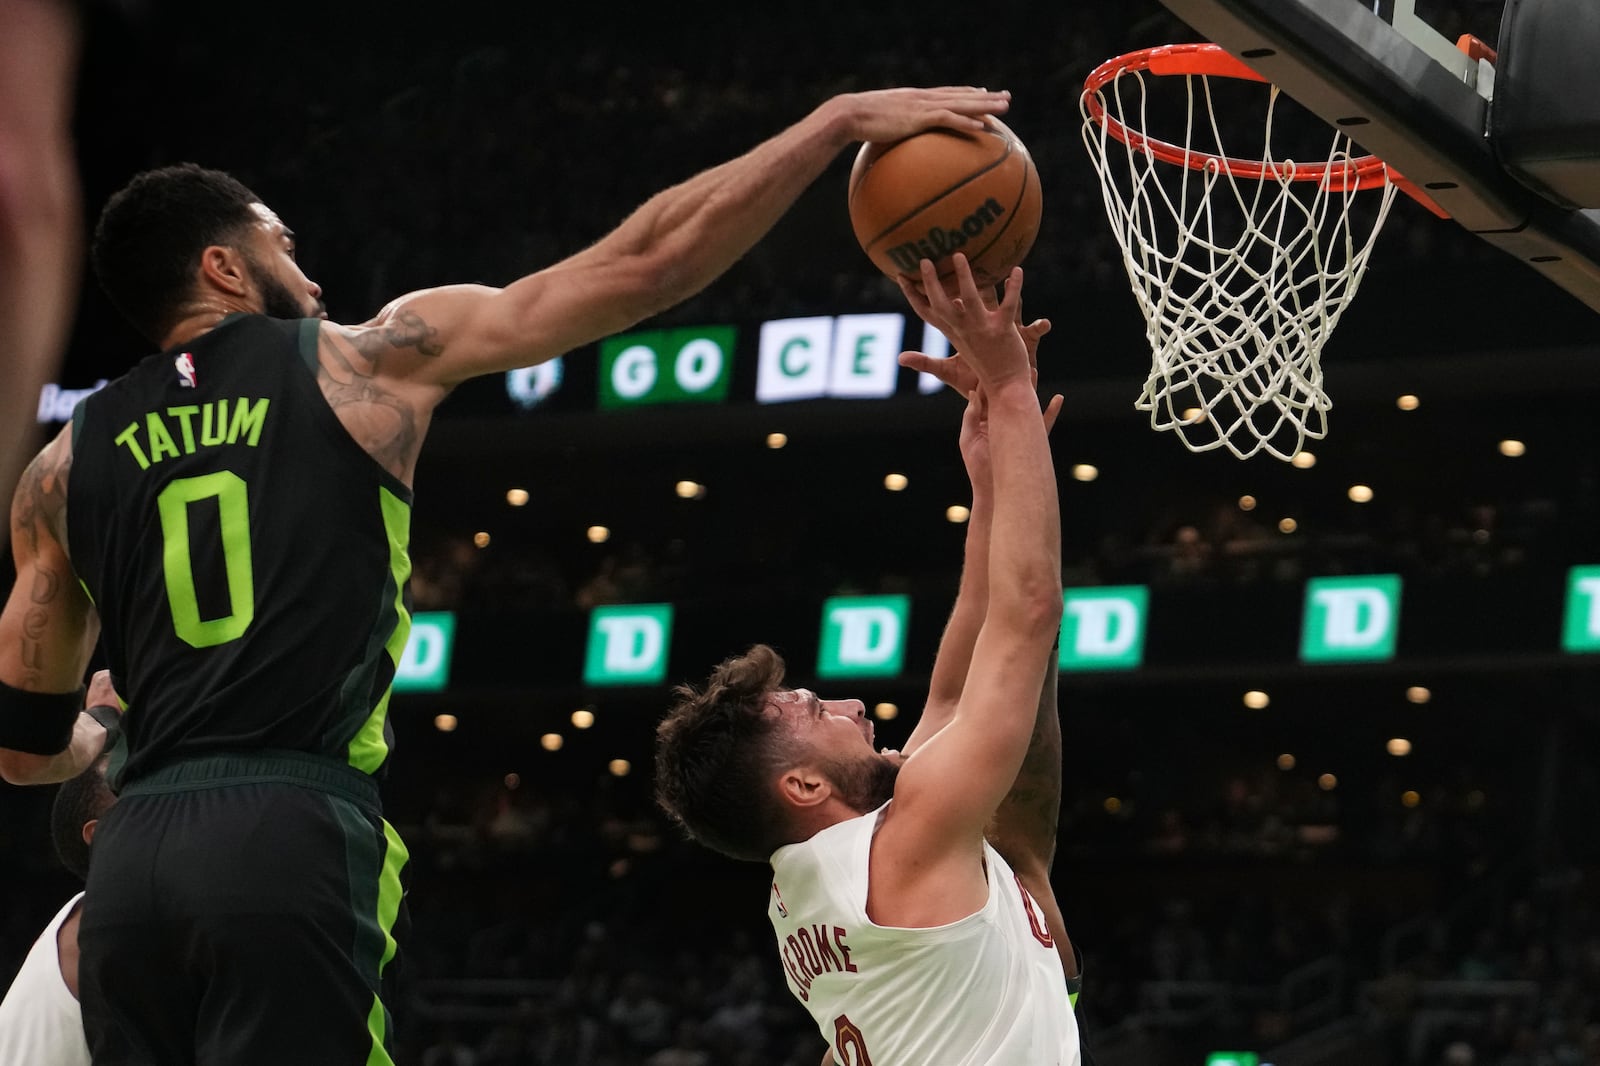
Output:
[656, 254, 1080, 1066]
[0, 676, 119, 1066]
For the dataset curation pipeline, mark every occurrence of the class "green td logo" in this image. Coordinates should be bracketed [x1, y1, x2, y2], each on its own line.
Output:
[1204, 1054, 1260, 1066]
[394, 611, 456, 692]
[584, 604, 674, 685]
[817, 595, 910, 678]
[1561, 566, 1600, 652]
[1300, 575, 1402, 662]
[1059, 586, 1148, 670]
[599, 327, 735, 409]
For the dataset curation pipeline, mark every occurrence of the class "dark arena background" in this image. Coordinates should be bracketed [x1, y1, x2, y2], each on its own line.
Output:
[3, 1, 1599, 1064]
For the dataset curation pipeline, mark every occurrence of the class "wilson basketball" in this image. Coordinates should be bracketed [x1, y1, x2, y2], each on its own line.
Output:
[847, 117, 1042, 288]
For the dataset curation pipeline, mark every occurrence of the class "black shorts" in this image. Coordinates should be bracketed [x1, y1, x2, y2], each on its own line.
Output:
[78, 752, 410, 1066]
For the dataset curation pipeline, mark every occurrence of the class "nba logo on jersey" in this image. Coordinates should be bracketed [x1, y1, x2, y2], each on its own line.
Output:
[771, 881, 788, 918]
[175, 352, 197, 388]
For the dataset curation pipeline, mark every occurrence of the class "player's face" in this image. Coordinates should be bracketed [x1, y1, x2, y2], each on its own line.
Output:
[772, 688, 875, 754]
[769, 689, 901, 812]
[243, 203, 326, 320]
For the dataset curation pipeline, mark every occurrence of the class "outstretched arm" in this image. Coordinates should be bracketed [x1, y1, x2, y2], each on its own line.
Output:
[338, 87, 1012, 400]
[0, 429, 107, 785]
[882, 257, 1061, 863]
[900, 315, 1057, 756]
[0, 0, 81, 519]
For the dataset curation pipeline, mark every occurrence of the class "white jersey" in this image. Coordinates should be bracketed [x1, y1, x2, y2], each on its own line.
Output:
[769, 805, 1080, 1066]
[0, 893, 90, 1066]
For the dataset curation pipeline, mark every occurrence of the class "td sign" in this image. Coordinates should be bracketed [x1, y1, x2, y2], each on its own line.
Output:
[1300, 575, 1402, 662]
[394, 611, 456, 692]
[1059, 587, 1148, 671]
[817, 596, 910, 679]
[585, 604, 674, 685]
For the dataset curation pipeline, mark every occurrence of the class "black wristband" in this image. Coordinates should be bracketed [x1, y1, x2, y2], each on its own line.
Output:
[83, 704, 123, 748]
[0, 679, 84, 755]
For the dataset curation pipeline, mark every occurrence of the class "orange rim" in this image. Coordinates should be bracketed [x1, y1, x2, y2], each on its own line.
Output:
[1082, 43, 1394, 192]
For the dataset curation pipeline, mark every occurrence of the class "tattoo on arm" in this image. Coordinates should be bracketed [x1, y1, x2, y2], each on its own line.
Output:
[350, 309, 444, 360]
[318, 324, 427, 479]
[9, 438, 79, 689]
[11, 442, 71, 558]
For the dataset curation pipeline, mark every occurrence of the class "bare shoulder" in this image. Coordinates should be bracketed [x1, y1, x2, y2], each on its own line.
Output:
[11, 425, 74, 554]
[331, 285, 506, 368]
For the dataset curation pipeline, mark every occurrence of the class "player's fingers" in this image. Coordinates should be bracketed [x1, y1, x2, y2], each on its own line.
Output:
[998, 266, 1024, 317]
[899, 352, 956, 384]
[950, 253, 985, 307]
[895, 273, 933, 317]
[937, 108, 988, 131]
[1042, 394, 1065, 434]
[919, 258, 949, 310]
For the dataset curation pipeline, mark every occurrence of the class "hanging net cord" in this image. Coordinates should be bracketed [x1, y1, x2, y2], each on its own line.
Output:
[1081, 62, 1398, 461]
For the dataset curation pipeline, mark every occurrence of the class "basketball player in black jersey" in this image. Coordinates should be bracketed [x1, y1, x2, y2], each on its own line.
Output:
[0, 86, 1013, 1065]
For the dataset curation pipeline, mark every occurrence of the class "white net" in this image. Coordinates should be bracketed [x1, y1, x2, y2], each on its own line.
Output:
[1081, 55, 1399, 461]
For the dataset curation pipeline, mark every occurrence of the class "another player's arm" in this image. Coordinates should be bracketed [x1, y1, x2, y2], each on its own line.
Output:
[331, 87, 1012, 398]
[0, 428, 106, 786]
[0, 0, 82, 513]
[887, 260, 1062, 860]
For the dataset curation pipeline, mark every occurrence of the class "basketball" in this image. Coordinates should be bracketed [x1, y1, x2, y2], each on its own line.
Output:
[847, 116, 1043, 288]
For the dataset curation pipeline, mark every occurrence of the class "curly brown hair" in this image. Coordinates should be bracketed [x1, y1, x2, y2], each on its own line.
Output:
[654, 644, 799, 862]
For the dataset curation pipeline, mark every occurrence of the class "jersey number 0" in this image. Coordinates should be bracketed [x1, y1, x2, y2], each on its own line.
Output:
[156, 472, 256, 648]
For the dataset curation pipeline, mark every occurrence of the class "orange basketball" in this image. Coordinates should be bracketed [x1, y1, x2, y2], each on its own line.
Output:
[847, 117, 1042, 288]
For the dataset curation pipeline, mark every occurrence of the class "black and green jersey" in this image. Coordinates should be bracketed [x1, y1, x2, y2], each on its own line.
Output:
[67, 314, 414, 788]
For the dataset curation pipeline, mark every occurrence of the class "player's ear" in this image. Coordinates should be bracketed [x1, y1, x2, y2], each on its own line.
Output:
[197, 243, 252, 298]
[776, 765, 832, 810]
[82, 818, 99, 847]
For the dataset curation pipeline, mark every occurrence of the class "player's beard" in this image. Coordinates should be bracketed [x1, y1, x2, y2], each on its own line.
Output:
[825, 752, 899, 814]
[250, 259, 323, 320]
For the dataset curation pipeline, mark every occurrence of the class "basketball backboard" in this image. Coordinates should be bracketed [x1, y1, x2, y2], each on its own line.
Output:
[1157, 0, 1600, 313]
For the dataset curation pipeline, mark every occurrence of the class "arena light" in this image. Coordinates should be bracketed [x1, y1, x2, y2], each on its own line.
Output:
[504, 773, 521, 790]
[540, 733, 563, 752]
[675, 480, 706, 499]
[1291, 450, 1316, 469]
[946, 505, 971, 524]
[1238, 494, 1257, 511]
[1498, 439, 1526, 457]
[473, 531, 491, 548]
[505, 488, 530, 507]
[766, 432, 788, 449]
[1278, 517, 1298, 534]
[571, 708, 595, 729]
[873, 702, 899, 720]
[608, 759, 632, 777]
[1276, 753, 1296, 771]
[433, 714, 458, 733]
[884, 473, 909, 492]
[1243, 690, 1270, 709]
[1071, 464, 1099, 482]
[1386, 737, 1413, 756]
[1406, 685, 1431, 704]
[1401, 790, 1421, 808]
[1396, 394, 1420, 411]
[1317, 773, 1338, 791]
[1103, 796, 1122, 813]
[586, 525, 611, 544]
[1348, 484, 1374, 503]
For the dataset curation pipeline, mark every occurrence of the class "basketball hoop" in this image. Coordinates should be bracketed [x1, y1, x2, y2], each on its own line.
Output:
[1080, 43, 1404, 461]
